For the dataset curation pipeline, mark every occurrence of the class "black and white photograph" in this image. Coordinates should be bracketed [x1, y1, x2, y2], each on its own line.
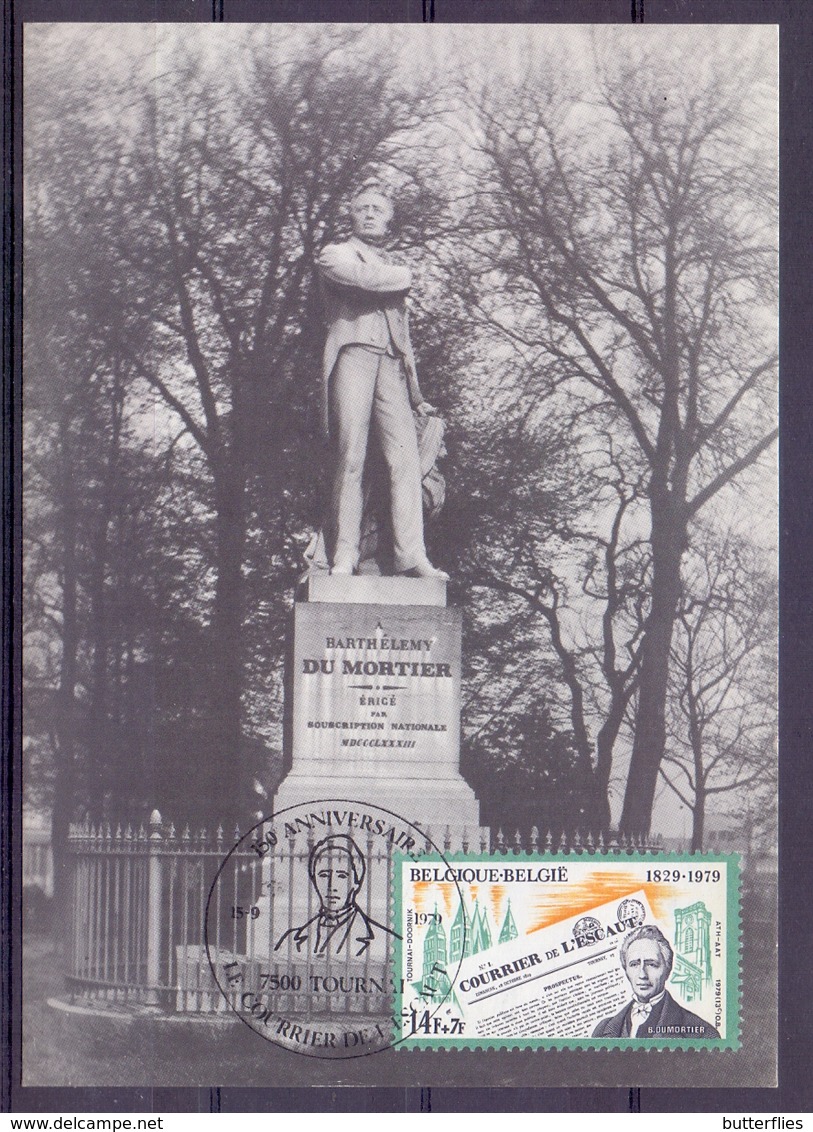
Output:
[17, 15, 779, 1094]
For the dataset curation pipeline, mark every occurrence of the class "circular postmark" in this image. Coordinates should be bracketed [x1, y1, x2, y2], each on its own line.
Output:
[204, 798, 466, 1058]
[573, 915, 604, 944]
[617, 897, 646, 928]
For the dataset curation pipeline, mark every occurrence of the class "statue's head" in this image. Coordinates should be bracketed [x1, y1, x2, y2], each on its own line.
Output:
[350, 180, 394, 244]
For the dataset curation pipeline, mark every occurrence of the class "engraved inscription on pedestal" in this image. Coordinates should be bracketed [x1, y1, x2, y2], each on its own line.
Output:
[274, 579, 480, 833]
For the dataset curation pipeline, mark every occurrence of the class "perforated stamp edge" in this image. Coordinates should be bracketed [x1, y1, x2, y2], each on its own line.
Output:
[390, 851, 742, 1053]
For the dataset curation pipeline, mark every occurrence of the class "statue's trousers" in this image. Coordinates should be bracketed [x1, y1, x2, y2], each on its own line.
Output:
[328, 344, 426, 573]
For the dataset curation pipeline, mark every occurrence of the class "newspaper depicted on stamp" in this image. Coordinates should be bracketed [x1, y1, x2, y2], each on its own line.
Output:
[19, 15, 777, 1094]
[394, 855, 738, 1049]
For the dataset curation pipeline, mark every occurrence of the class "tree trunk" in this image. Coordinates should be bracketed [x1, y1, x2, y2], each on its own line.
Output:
[87, 381, 123, 814]
[620, 500, 685, 835]
[51, 417, 79, 926]
[594, 701, 627, 832]
[204, 458, 247, 788]
[589, 774, 612, 836]
[86, 491, 111, 816]
[691, 787, 706, 852]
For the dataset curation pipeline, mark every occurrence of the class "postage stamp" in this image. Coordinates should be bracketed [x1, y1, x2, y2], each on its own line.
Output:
[394, 854, 739, 1049]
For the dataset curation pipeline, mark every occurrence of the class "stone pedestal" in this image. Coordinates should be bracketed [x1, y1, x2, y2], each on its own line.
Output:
[273, 576, 481, 840]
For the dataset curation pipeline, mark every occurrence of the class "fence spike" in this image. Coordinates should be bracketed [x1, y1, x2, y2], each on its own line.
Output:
[544, 829, 553, 852]
[215, 823, 223, 844]
[586, 830, 595, 851]
[558, 830, 568, 852]
[496, 828, 505, 851]
[138, 823, 147, 841]
[573, 829, 582, 849]
[514, 829, 522, 850]
[182, 824, 191, 842]
[233, 823, 241, 843]
[530, 826, 539, 850]
[444, 826, 452, 852]
[125, 823, 133, 840]
[479, 827, 488, 853]
[462, 827, 469, 853]
[167, 822, 176, 841]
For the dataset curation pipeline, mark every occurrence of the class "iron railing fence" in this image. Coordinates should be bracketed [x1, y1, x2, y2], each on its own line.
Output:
[65, 811, 664, 1016]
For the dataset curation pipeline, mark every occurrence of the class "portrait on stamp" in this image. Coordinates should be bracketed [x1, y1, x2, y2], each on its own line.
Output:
[592, 925, 720, 1040]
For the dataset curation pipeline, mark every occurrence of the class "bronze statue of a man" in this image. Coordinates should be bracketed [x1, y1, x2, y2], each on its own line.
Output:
[316, 182, 448, 580]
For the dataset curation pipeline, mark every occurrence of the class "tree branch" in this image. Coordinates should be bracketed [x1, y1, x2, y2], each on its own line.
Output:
[687, 427, 778, 516]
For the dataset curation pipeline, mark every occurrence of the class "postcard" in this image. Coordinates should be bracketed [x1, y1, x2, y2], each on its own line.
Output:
[18, 17, 777, 1094]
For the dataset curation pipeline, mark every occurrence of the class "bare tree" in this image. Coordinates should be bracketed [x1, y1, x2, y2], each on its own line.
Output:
[25, 25, 453, 815]
[457, 32, 777, 832]
[24, 37, 137, 895]
[661, 535, 777, 851]
[461, 426, 648, 831]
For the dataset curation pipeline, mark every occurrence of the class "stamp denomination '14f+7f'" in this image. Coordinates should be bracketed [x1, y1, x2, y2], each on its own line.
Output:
[394, 855, 738, 1050]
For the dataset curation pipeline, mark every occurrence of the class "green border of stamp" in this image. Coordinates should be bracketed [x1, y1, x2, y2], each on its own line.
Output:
[392, 852, 741, 1051]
